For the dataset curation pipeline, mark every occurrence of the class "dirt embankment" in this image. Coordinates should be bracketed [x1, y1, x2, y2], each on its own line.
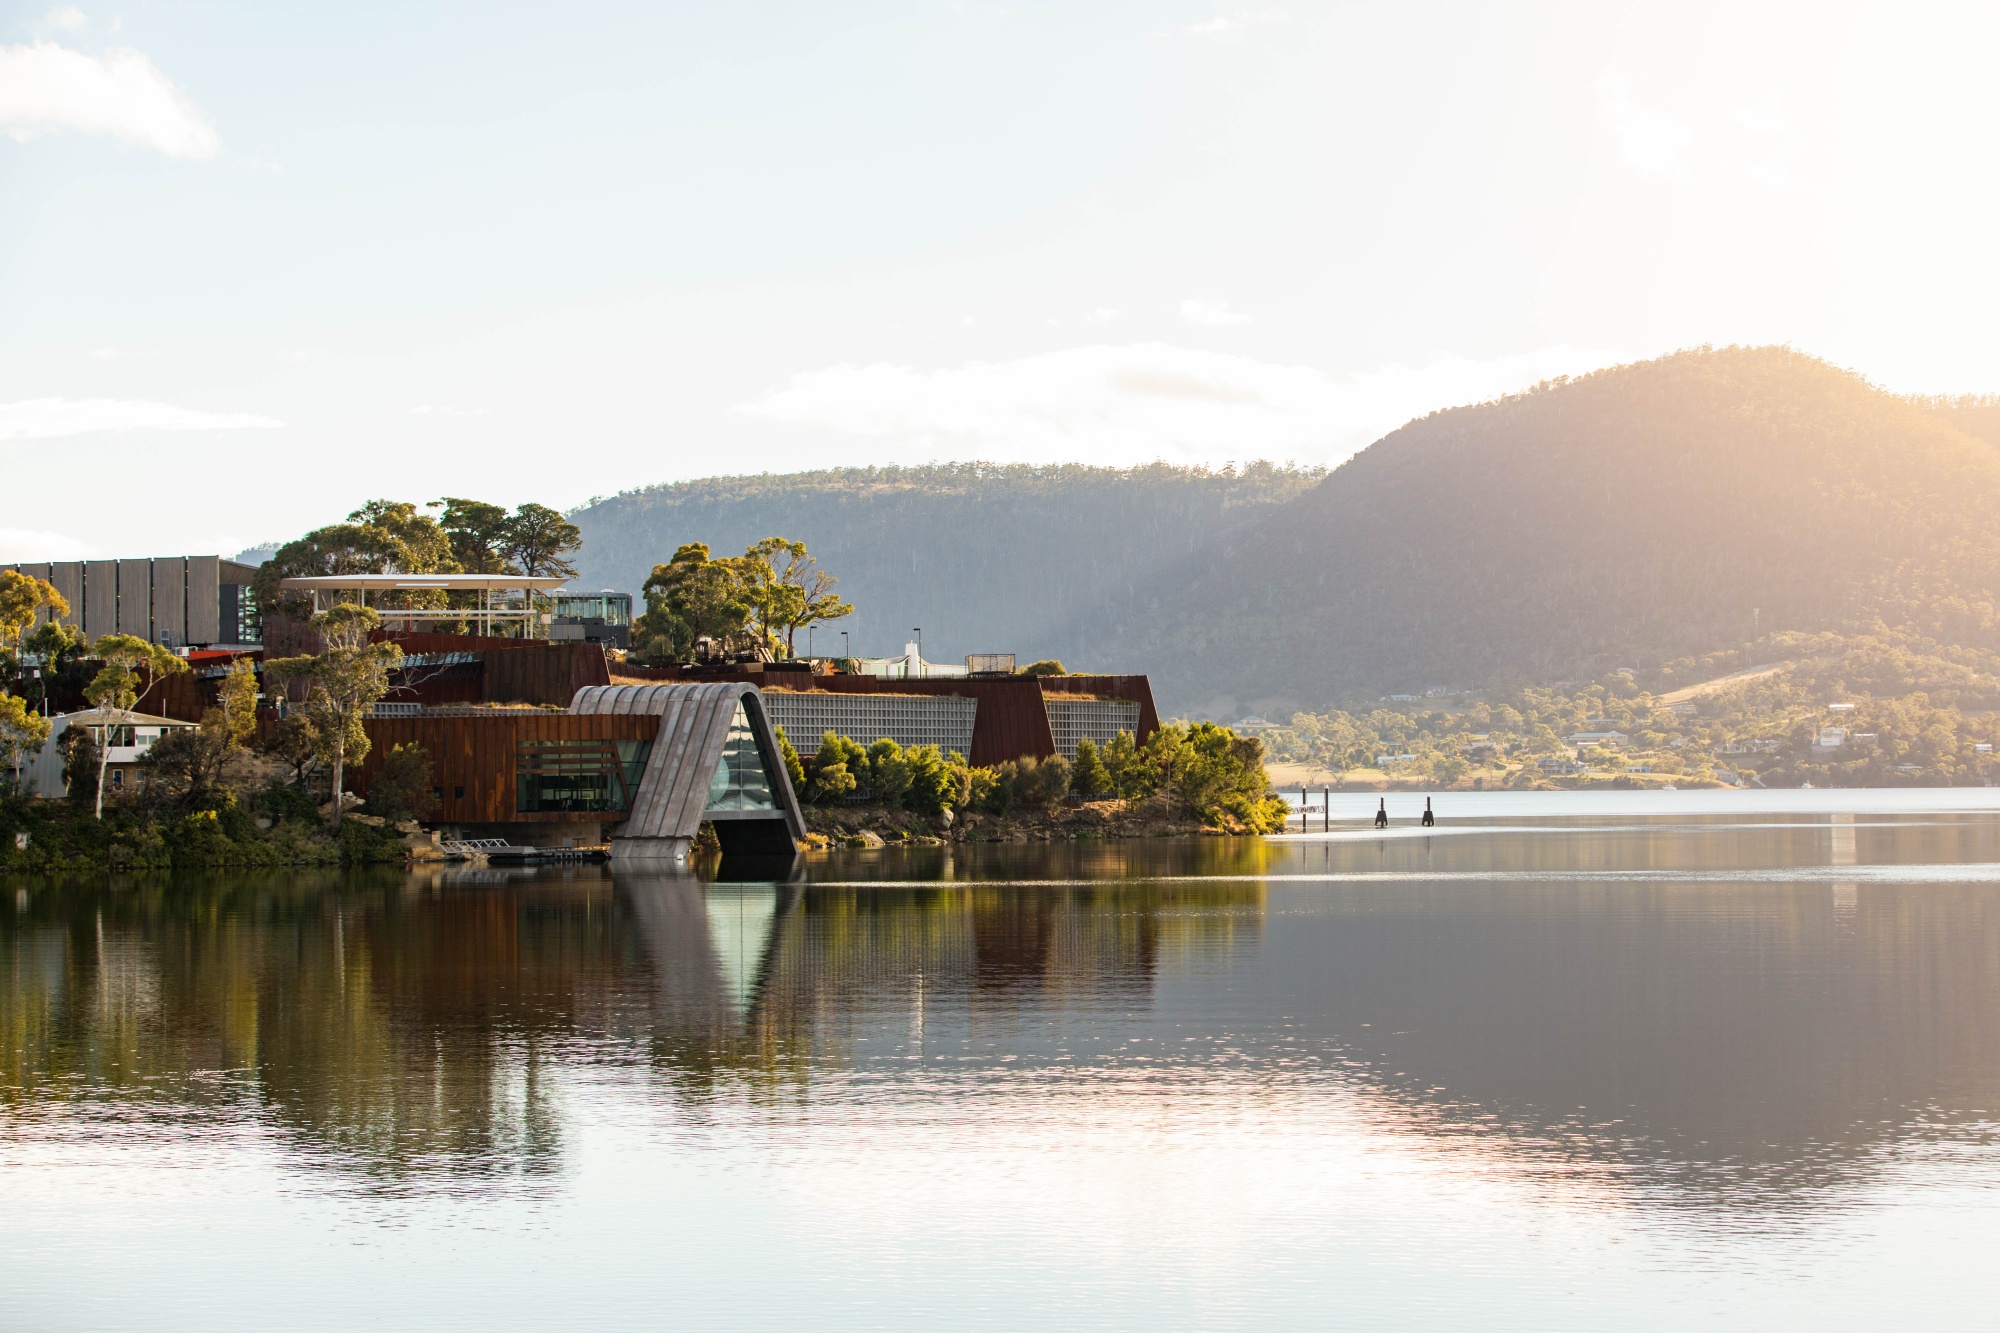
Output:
[799, 795, 1229, 848]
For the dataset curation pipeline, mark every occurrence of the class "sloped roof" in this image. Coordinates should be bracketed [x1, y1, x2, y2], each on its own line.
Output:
[569, 682, 805, 844]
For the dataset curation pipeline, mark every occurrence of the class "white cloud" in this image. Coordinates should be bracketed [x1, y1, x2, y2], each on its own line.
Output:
[740, 343, 1628, 466]
[0, 40, 220, 158]
[1181, 298, 1251, 326]
[1182, 8, 1289, 39]
[0, 527, 94, 561]
[411, 404, 490, 416]
[0, 398, 283, 440]
[1598, 75, 1689, 178]
[42, 7, 88, 32]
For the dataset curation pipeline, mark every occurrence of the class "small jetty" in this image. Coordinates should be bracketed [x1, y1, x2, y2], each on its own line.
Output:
[441, 838, 610, 864]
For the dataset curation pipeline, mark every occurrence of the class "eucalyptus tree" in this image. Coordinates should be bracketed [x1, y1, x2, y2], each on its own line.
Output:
[81, 634, 188, 818]
[261, 605, 403, 825]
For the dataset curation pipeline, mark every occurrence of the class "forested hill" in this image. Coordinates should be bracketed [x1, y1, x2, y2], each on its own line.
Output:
[1094, 347, 2000, 716]
[569, 462, 1323, 663]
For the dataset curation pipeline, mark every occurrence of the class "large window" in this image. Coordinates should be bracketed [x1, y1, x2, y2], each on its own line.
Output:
[553, 593, 632, 627]
[516, 739, 652, 813]
[706, 702, 777, 811]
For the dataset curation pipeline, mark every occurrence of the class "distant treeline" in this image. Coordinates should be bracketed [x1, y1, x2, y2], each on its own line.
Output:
[568, 461, 1323, 669]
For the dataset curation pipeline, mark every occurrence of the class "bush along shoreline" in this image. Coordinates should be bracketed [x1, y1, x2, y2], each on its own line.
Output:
[1, 721, 431, 875]
[776, 722, 1291, 848]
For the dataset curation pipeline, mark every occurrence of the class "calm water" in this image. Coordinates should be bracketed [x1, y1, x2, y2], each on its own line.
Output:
[8, 795, 2000, 1329]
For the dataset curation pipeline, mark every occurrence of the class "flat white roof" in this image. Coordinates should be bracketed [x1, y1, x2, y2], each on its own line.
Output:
[280, 574, 570, 591]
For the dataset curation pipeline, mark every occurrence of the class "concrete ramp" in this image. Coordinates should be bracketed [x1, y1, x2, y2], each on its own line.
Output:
[570, 682, 807, 863]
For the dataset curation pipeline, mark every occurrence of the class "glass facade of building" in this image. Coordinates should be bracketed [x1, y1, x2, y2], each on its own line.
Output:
[706, 702, 778, 812]
[552, 593, 632, 627]
[516, 739, 653, 812]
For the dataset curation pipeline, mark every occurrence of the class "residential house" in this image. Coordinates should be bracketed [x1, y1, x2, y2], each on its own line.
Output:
[23, 708, 200, 799]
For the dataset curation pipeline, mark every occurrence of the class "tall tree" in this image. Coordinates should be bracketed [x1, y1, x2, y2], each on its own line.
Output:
[262, 605, 403, 825]
[435, 497, 513, 574]
[0, 569, 68, 654]
[213, 658, 260, 748]
[634, 543, 755, 662]
[81, 634, 189, 819]
[503, 504, 582, 579]
[740, 537, 852, 657]
[253, 500, 458, 625]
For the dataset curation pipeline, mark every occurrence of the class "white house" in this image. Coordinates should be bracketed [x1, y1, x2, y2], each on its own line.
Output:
[22, 708, 198, 799]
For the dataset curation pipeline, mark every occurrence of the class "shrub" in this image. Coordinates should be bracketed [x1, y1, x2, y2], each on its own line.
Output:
[772, 725, 807, 791]
[1071, 738, 1112, 797]
[141, 726, 233, 807]
[903, 745, 970, 815]
[59, 725, 98, 808]
[1101, 730, 1151, 799]
[364, 743, 436, 822]
[865, 738, 915, 808]
[807, 732, 867, 804]
[1017, 660, 1066, 677]
[977, 754, 1071, 812]
[1145, 722, 1286, 828]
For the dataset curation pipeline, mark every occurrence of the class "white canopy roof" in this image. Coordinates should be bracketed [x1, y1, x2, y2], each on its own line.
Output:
[280, 574, 569, 591]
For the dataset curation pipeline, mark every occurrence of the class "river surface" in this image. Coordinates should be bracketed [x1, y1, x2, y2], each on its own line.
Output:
[8, 794, 2000, 1329]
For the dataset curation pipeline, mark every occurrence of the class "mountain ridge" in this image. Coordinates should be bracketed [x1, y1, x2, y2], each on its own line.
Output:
[1095, 346, 2000, 714]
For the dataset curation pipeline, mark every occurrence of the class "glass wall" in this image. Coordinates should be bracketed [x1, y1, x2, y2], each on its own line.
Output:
[705, 702, 777, 811]
[552, 593, 632, 627]
[516, 740, 653, 813]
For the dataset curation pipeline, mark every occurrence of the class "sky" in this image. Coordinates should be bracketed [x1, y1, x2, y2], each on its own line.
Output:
[3, 0, 1998, 561]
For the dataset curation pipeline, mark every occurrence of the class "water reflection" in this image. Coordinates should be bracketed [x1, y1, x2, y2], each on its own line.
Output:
[3, 815, 2000, 1221]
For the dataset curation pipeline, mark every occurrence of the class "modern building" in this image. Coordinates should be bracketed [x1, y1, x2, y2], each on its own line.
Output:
[276, 573, 570, 637]
[551, 591, 633, 648]
[610, 665, 1159, 766]
[3, 556, 262, 648]
[349, 681, 805, 858]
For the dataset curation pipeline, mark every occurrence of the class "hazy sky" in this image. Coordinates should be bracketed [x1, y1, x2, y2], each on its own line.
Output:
[3, 0, 1996, 560]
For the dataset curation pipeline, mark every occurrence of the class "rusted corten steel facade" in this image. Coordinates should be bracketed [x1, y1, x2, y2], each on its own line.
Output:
[346, 712, 658, 826]
[610, 665, 1159, 766]
[251, 632, 613, 715]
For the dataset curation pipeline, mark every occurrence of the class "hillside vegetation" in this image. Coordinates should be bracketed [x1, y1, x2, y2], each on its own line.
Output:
[1097, 347, 2000, 714]
[570, 462, 1321, 665]
[1262, 632, 2000, 790]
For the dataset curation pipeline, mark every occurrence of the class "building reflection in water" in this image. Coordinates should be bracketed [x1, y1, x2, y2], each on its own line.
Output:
[3, 816, 2000, 1215]
[0, 842, 1267, 1182]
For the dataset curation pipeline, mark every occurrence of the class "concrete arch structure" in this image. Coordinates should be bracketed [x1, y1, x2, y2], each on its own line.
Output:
[570, 682, 806, 863]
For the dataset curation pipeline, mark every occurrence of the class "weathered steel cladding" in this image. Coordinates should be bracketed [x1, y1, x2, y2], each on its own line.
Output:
[609, 667, 1159, 766]
[344, 712, 659, 824]
[483, 640, 612, 705]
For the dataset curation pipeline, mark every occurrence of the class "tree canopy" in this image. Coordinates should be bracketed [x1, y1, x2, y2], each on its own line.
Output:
[633, 537, 851, 663]
[262, 605, 404, 825]
[254, 496, 584, 626]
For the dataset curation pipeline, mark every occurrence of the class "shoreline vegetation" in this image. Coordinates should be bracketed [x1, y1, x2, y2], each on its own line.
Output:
[776, 723, 1291, 848]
